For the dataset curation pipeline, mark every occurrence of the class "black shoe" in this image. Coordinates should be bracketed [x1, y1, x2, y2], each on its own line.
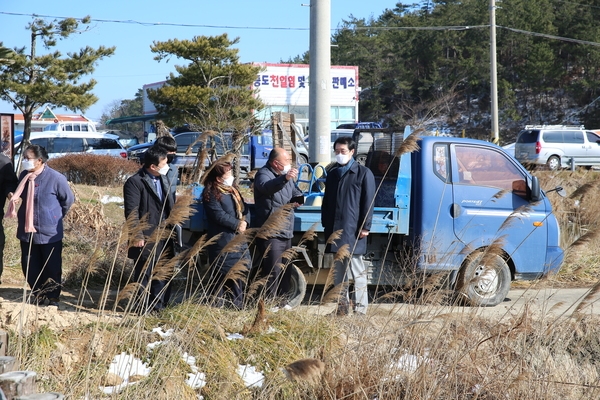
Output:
[47, 298, 60, 307]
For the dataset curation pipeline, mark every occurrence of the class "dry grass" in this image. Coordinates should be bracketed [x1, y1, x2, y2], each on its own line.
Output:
[3, 169, 600, 398]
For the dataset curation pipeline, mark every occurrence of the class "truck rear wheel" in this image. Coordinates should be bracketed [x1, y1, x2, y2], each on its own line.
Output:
[456, 251, 511, 307]
[286, 264, 307, 308]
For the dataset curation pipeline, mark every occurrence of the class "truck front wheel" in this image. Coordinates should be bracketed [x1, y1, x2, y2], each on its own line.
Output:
[286, 264, 307, 308]
[456, 251, 511, 307]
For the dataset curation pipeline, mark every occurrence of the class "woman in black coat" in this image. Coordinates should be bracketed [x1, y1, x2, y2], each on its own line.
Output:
[202, 161, 250, 309]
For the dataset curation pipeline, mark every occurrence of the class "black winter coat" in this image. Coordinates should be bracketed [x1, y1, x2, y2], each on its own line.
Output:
[321, 160, 375, 255]
[252, 164, 303, 239]
[123, 168, 174, 259]
[203, 188, 250, 274]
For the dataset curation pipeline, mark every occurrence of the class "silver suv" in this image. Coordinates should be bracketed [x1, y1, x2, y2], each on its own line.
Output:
[515, 125, 600, 170]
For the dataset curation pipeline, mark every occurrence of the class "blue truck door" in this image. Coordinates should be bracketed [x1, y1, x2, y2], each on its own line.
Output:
[450, 144, 549, 274]
[252, 130, 273, 169]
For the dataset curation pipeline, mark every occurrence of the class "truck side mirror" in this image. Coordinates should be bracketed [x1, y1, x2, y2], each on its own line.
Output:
[530, 176, 541, 202]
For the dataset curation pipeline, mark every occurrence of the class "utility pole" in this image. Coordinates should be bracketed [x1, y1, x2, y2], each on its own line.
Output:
[308, 0, 331, 164]
[490, 0, 499, 144]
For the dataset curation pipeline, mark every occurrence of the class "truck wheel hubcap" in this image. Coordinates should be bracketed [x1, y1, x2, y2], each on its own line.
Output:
[473, 265, 498, 295]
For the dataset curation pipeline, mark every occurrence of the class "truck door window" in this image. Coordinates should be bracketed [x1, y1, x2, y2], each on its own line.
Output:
[455, 146, 527, 198]
[433, 144, 448, 181]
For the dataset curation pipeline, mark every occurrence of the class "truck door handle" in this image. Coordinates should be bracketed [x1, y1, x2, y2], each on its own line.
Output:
[450, 203, 461, 218]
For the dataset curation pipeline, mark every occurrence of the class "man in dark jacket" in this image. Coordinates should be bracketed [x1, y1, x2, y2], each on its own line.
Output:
[123, 146, 174, 313]
[322, 136, 375, 316]
[0, 153, 17, 283]
[253, 148, 303, 304]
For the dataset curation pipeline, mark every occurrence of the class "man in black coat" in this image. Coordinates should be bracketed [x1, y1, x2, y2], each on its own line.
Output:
[0, 153, 17, 283]
[123, 146, 174, 313]
[253, 148, 303, 305]
[322, 136, 375, 316]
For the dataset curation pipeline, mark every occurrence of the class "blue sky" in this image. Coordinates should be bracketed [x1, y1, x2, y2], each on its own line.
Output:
[0, 0, 396, 122]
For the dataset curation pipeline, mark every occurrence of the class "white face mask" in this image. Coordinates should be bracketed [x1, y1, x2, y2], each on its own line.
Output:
[336, 153, 351, 165]
[223, 176, 234, 186]
[158, 165, 170, 176]
[281, 164, 291, 174]
[21, 159, 35, 171]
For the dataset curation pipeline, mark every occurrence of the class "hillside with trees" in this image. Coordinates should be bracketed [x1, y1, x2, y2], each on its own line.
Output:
[292, 0, 600, 142]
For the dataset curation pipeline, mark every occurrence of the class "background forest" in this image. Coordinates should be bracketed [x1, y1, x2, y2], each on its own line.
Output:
[288, 0, 600, 142]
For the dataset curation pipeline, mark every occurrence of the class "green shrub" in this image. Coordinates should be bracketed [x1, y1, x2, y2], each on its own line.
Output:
[48, 154, 140, 186]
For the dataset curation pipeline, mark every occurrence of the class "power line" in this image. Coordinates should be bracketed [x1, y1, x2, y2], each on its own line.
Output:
[3, 10, 600, 47]
[0, 11, 310, 31]
[498, 26, 600, 47]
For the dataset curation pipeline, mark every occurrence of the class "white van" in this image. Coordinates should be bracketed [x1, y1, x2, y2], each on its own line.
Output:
[515, 125, 600, 170]
[17, 131, 127, 159]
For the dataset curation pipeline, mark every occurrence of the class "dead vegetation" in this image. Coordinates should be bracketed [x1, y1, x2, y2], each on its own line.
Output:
[1, 167, 600, 398]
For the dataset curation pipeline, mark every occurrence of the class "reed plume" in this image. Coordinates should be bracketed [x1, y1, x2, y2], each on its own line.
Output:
[221, 231, 250, 253]
[223, 257, 250, 284]
[333, 244, 350, 263]
[298, 223, 318, 246]
[116, 282, 142, 304]
[284, 358, 325, 385]
[164, 191, 196, 227]
[242, 298, 267, 335]
[256, 204, 295, 240]
[394, 130, 422, 157]
[326, 229, 343, 246]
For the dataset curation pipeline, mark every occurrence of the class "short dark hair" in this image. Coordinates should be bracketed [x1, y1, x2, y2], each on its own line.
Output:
[24, 144, 49, 163]
[143, 146, 168, 168]
[333, 136, 356, 152]
[154, 135, 177, 153]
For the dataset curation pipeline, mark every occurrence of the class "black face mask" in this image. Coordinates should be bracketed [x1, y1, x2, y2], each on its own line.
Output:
[167, 154, 176, 164]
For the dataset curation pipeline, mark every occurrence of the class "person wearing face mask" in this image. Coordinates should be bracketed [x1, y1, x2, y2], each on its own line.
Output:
[202, 160, 250, 309]
[123, 145, 174, 314]
[5, 144, 74, 307]
[322, 136, 375, 317]
[152, 135, 182, 253]
[152, 135, 178, 202]
[252, 148, 304, 306]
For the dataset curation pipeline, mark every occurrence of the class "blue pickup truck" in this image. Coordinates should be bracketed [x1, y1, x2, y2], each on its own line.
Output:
[182, 127, 564, 307]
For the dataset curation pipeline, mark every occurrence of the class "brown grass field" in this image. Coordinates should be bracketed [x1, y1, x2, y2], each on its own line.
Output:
[1, 168, 600, 399]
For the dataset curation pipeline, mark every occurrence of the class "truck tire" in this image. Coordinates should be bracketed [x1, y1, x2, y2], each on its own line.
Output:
[356, 153, 368, 166]
[456, 251, 511, 307]
[298, 154, 309, 165]
[286, 264, 307, 308]
[546, 155, 560, 171]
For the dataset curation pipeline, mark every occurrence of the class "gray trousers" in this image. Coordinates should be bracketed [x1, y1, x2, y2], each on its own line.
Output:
[325, 253, 369, 314]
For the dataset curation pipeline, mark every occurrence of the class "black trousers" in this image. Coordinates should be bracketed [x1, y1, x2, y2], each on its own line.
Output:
[255, 237, 293, 301]
[20, 240, 63, 299]
[131, 240, 172, 313]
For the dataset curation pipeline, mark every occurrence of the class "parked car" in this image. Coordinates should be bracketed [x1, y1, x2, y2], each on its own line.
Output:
[128, 130, 308, 176]
[15, 131, 127, 160]
[515, 125, 600, 170]
[336, 122, 383, 129]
